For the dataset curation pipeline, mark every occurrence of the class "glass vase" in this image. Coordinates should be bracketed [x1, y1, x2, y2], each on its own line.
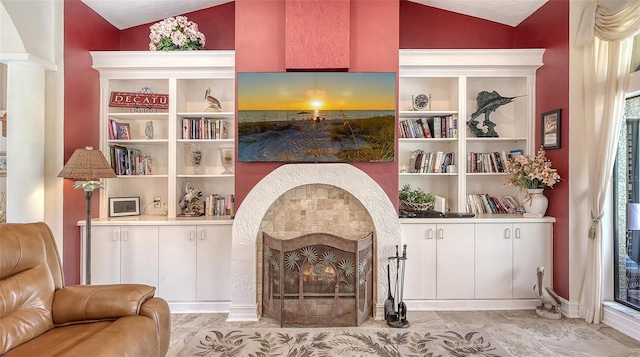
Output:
[219, 147, 233, 175]
[190, 144, 203, 174]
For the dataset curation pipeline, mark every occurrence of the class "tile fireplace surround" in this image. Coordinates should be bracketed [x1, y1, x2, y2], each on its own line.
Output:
[228, 163, 401, 321]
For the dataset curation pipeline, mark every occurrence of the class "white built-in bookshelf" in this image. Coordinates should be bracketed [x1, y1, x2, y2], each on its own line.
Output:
[91, 51, 235, 220]
[398, 49, 544, 213]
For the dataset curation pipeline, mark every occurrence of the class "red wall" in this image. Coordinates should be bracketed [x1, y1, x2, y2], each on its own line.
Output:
[399, 0, 516, 49]
[119, 2, 235, 50]
[63, 0, 120, 284]
[516, 0, 570, 299]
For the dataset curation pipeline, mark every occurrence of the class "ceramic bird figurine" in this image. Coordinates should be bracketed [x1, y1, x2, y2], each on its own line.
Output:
[205, 87, 222, 112]
[533, 265, 562, 319]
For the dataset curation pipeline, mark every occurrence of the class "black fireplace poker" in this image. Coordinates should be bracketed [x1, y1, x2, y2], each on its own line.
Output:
[386, 244, 410, 328]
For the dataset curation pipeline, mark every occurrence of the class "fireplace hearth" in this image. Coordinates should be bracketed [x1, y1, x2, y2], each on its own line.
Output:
[263, 232, 373, 327]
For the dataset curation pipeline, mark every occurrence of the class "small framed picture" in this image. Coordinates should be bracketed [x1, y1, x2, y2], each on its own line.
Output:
[116, 122, 131, 140]
[541, 109, 561, 150]
[109, 196, 140, 217]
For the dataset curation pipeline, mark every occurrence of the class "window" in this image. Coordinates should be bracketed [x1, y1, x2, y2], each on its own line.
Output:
[614, 95, 640, 311]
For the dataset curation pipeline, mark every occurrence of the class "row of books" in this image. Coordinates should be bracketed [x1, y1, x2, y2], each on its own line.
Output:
[204, 194, 235, 217]
[408, 150, 456, 173]
[182, 118, 228, 140]
[467, 150, 522, 173]
[109, 145, 152, 176]
[398, 115, 458, 139]
[108, 118, 131, 140]
[466, 194, 521, 215]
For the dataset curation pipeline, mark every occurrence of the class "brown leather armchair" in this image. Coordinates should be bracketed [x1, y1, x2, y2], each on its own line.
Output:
[0, 222, 170, 356]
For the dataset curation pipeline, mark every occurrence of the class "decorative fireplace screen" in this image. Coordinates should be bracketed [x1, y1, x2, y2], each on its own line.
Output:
[262, 232, 373, 327]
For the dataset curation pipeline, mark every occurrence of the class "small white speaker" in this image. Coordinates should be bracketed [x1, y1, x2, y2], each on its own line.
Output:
[434, 195, 446, 213]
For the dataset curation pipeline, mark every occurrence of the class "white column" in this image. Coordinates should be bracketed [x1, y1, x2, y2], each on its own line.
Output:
[6, 61, 45, 222]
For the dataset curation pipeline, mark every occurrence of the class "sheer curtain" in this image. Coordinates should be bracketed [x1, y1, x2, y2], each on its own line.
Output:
[577, 0, 640, 324]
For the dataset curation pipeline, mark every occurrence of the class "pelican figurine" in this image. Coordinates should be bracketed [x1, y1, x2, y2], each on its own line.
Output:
[205, 87, 222, 112]
[533, 265, 562, 319]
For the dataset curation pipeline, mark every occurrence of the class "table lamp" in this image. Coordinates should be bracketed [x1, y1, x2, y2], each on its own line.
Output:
[58, 146, 116, 284]
[627, 203, 640, 256]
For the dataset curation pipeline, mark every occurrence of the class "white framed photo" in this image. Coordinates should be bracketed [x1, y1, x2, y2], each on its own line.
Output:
[109, 196, 140, 217]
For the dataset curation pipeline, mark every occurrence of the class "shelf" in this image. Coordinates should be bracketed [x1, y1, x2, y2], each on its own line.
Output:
[177, 139, 233, 144]
[116, 174, 168, 178]
[399, 110, 458, 117]
[108, 112, 169, 120]
[399, 138, 458, 143]
[466, 137, 527, 143]
[177, 174, 234, 178]
[177, 112, 234, 118]
[108, 139, 169, 145]
[400, 172, 457, 177]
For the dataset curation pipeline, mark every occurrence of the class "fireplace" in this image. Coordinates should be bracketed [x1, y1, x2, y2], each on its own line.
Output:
[229, 163, 401, 322]
[263, 232, 373, 327]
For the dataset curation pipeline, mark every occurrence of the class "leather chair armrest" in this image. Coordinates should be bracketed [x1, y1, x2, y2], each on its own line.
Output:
[52, 284, 156, 325]
[140, 297, 171, 357]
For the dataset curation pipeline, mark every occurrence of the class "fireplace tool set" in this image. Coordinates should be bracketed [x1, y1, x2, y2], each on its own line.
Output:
[385, 244, 409, 328]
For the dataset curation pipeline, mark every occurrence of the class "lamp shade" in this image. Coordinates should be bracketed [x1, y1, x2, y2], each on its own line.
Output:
[58, 146, 116, 180]
[627, 203, 640, 230]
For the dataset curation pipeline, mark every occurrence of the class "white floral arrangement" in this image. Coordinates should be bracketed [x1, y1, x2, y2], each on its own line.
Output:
[149, 16, 206, 51]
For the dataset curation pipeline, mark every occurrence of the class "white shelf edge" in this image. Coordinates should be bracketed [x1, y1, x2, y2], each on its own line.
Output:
[400, 172, 457, 176]
[467, 137, 527, 143]
[108, 112, 169, 118]
[177, 139, 233, 143]
[115, 174, 168, 178]
[177, 174, 234, 178]
[177, 112, 234, 118]
[108, 139, 169, 144]
[398, 138, 458, 143]
[399, 110, 458, 117]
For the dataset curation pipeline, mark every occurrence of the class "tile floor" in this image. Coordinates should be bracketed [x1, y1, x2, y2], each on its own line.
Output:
[168, 310, 640, 356]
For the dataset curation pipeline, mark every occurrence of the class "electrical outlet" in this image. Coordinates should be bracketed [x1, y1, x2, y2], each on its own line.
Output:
[154, 197, 161, 208]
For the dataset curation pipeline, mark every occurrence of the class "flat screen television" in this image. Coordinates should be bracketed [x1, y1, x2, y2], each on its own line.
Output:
[237, 72, 396, 162]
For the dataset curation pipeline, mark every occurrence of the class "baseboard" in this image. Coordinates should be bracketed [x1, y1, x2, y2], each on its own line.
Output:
[559, 298, 580, 318]
[168, 301, 230, 313]
[603, 302, 640, 342]
[227, 304, 259, 322]
[403, 299, 540, 311]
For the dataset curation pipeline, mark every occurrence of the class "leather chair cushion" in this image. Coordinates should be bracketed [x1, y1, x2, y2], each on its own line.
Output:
[3, 317, 159, 357]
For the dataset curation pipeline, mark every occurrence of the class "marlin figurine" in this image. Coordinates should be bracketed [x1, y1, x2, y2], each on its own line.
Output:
[467, 90, 524, 137]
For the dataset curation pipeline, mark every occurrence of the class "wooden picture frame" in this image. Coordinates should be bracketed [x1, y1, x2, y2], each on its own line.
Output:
[109, 196, 140, 217]
[541, 109, 561, 150]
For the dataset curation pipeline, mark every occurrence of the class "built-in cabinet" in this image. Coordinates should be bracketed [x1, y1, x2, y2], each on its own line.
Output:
[91, 51, 235, 219]
[90, 225, 159, 287]
[81, 221, 232, 311]
[398, 50, 544, 212]
[401, 217, 554, 309]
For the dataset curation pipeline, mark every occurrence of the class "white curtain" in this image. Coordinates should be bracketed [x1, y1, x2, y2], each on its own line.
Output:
[577, 0, 640, 324]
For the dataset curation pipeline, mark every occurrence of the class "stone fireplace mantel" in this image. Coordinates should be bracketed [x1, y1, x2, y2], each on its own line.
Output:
[228, 163, 401, 321]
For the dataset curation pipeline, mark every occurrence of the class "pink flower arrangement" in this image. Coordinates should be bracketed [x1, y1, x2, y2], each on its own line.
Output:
[504, 147, 561, 190]
[149, 16, 205, 51]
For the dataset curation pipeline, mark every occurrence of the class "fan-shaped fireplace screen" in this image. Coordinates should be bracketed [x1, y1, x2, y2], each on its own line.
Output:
[262, 232, 373, 327]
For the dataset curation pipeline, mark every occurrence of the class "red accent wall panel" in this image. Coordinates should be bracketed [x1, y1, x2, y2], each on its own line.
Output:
[285, 0, 350, 70]
[119, 2, 235, 51]
[399, 0, 515, 49]
[516, 0, 570, 300]
[235, 0, 399, 209]
[63, 0, 120, 285]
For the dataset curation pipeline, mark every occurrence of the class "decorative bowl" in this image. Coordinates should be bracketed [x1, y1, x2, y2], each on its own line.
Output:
[401, 200, 434, 212]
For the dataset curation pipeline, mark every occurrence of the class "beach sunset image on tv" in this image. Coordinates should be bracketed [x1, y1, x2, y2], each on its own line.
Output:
[237, 72, 396, 162]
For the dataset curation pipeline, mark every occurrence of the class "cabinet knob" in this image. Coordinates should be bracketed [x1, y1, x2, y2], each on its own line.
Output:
[189, 230, 195, 241]
[200, 231, 206, 240]
[437, 228, 444, 239]
[515, 227, 521, 238]
[123, 231, 128, 241]
[505, 228, 510, 239]
[113, 231, 119, 241]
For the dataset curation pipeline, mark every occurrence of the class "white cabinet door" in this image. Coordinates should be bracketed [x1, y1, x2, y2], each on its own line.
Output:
[196, 225, 232, 301]
[474, 223, 513, 299]
[158, 226, 197, 301]
[91, 226, 122, 285]
[401, 223, 437, 300]
[120, 226, 159, 287]
[513, 222, 552, 298]
[436, 223, 474, 299]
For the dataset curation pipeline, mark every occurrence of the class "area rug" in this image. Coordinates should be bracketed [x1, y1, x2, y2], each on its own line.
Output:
[178, 327, 513, 357]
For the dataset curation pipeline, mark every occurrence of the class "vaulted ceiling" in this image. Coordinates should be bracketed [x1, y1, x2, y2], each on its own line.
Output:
[80, 0, 548, 30]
